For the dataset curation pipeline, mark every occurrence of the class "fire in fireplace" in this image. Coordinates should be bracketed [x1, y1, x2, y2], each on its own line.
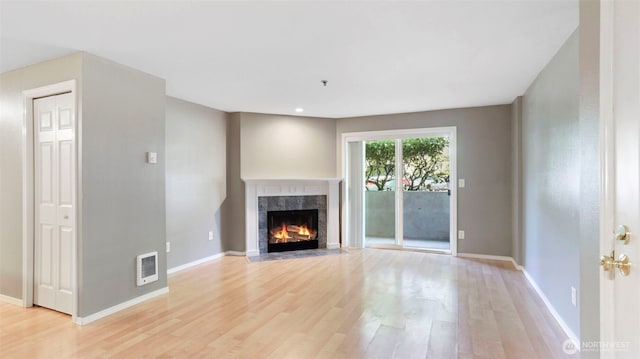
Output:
[267, 209, 319, 252]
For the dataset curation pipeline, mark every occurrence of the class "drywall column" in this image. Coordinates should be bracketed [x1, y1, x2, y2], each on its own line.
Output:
[221, 113, 245, 252]
[80, 54, 166, 317]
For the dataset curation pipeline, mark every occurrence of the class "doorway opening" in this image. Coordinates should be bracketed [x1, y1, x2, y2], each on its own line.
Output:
[342, 127, 457, 255]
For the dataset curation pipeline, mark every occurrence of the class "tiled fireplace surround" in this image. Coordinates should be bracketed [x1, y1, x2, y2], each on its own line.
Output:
[243, 179, 341, 257]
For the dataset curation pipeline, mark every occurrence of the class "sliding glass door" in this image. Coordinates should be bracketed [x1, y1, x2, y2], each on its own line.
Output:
[402, 137, 450, 251]
[343, 127, 456, 254]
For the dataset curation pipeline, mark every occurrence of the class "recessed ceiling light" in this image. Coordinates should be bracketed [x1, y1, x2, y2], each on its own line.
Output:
[295, 108, 304, 113]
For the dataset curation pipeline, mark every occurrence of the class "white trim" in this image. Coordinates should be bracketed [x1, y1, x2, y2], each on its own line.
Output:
[599, 0, 616, 350]
[394, 139, 404, 246]
[167, 251, 248, 274]
[371, 244, 451, 255]
[0, 294, 23, 306]
[341, 141, 365, 248]
[457, 253, 521, 270]
[522, 269, 580, 351]
[341, 127, 455, 142]
[341, 127, 457, 255]
[326, 243, 341, 250]
[225, 251, 246, 256]
[73, 287, 169, 325]
[167, 253, 225, 274]
[22, 80, 79, 322]
[448, 128, 458, 256]
[245, 250, 260, 257]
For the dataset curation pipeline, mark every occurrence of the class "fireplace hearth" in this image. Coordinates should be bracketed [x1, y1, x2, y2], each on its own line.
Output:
[267, 209, 319, 253]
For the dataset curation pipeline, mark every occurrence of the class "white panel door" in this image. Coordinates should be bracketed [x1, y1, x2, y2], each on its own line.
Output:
[600, 0, 640, 357]
[34, 92, 74, 315]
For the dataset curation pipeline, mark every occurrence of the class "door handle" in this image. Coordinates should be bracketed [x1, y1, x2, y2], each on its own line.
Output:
[600, 251, 631, 276]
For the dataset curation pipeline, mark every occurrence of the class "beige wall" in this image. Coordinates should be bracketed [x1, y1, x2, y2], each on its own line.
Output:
[240, 112, 337, 179]
[165, 96, 227, 268]
[337, 105, 513, 256]
[0, 53, 83, 300]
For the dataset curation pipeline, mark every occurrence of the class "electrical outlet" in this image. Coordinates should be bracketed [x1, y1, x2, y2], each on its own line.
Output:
[458, 230, 465, 240]
[166, 242, 171, 253]
[208, 231, 214, 241]
[458, 179, 465, 188]
[571, 287, 577, 307]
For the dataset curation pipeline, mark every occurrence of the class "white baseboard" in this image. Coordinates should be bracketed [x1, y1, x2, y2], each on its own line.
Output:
[245, 250, 260, 257]
[457, 252, 521, 269]
[327, 243, 341, 250]
[167, 251, 248, 275]
[0, 294, 23, 306]
[225, 251, 245, 256]
[521, 269, 579, 350]
[167, 253, 225, 274]
[74, 287, 169, 325]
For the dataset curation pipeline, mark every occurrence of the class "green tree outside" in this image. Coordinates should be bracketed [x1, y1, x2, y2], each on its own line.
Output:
[365, 137, 449, 191]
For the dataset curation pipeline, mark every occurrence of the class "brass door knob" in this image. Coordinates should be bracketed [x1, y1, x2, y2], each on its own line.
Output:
[600, 251, 631, 276]
[614, 254, 631, 276]
[600, 252, 614, 271]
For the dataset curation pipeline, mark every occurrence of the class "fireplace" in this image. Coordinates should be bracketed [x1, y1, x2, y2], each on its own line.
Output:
[243, 178, 341, 257]
[258, 195, 326, 254]
[267, 209, 319, 252]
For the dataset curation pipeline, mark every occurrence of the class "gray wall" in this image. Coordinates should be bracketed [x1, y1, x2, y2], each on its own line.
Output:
[0, 53, 83, 300]
[80, 53, 167, 317]
[578, 0, 600, 348]
[337, 105, 513, 256]
[521, 31, 580, 337]
[365, 191, 449, 241]
[165, 96, 227, 269]
[511, 96, 524, 265]
[220, 113, 245, 252]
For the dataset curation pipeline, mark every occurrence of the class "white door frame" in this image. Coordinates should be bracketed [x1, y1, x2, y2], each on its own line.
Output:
[341, 127, 458, 255]
[598, 0, 615, 349]
[22, 80, 79, 321]
[598, 0, 640, 352]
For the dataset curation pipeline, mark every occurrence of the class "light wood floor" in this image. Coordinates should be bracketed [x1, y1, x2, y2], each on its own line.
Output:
[0, 249, 576, 358]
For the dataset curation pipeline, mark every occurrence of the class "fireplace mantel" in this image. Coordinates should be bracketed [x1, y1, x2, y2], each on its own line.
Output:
[242, 178, 342, 256]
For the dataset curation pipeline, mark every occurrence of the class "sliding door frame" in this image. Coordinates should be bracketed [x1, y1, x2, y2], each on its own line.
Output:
[341, 127, 457, 255]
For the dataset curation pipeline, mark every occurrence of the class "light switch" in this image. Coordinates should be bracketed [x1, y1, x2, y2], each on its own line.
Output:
[147, 152, 157, 164]
[458, 179, 465, 188]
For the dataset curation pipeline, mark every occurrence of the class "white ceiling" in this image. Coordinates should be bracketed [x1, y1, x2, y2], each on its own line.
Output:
[0, 1, 578, 118]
